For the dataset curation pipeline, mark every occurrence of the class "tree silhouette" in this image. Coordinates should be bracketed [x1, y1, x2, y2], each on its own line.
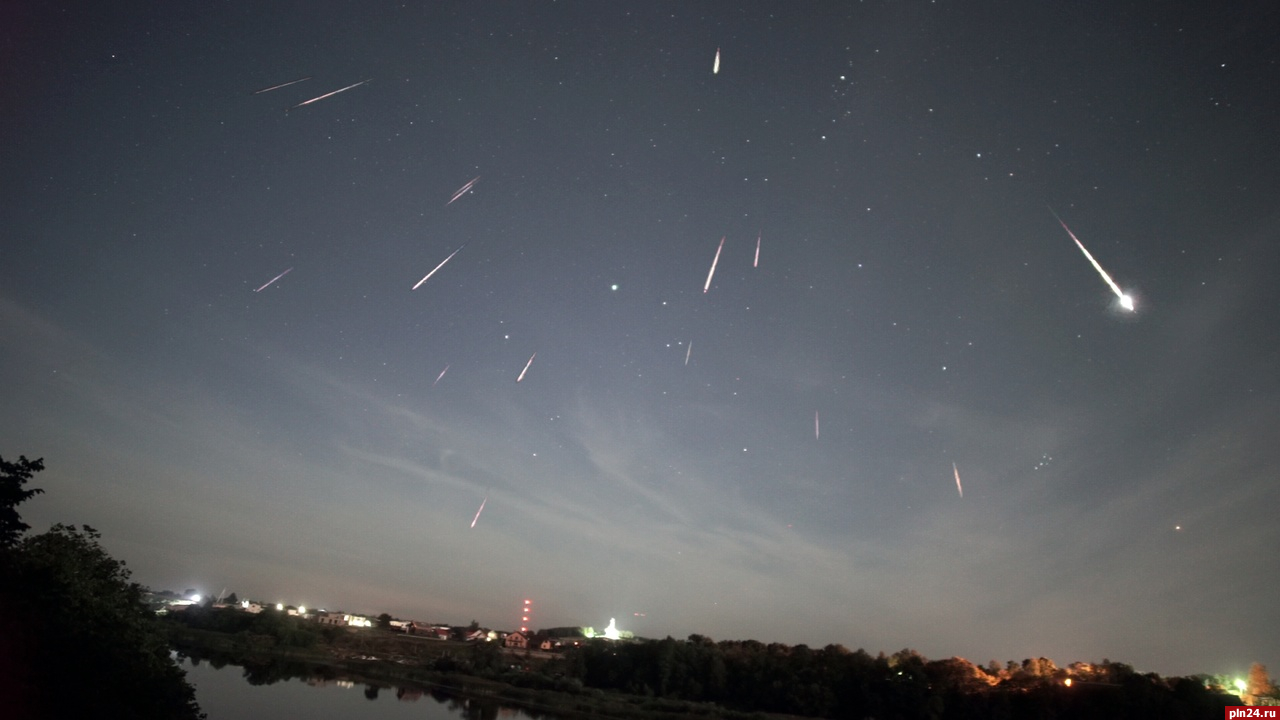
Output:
[0, 454, 44, 549]
[0, 454, 203, 719]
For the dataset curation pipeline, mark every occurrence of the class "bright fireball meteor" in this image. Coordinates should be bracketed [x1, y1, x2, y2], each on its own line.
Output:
[470, 496, 487, 528]
[1049, 208, 1135, 312]
[953, 462, 964, 498]
[713, 48, 720, 74]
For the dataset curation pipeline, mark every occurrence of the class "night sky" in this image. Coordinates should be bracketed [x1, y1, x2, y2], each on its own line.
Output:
[3, 1, 1278, 677]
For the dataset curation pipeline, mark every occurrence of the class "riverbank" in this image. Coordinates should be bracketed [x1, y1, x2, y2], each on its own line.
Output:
[166, 625, 776, 720]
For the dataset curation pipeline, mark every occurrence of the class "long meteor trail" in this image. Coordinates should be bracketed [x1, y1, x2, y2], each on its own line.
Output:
[412, 246, 463, 289]
[254, 267, 292, 292]
[953, 462, 963, 498]
[253, 76, 312, 94]
[286, 79, 370, 111]
[1049, 208, 1134, 311]
[470, 496, 487, 528]
[704, 236, 725, 292]
[684, 341, 692, 366]
[516, 352, 536, 382]
[447, 176, 480, 205]
[433, 364, 449, 386]
[754, 230, 761, 268]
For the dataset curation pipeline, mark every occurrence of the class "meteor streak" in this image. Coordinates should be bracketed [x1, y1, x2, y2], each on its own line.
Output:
[447, 176, 480, 205]
[470, 496, 487, 528]
[252, 76, 312, 94]
[814, 411, 820, 440]
[412, 246, 463, 289]
[713, 48, 720, 74]
[516, 352, 536, 382]
[285, 79, 370, 111]
[254, 267, 292, 292]
[754, 230, 761, 268]
[1049, 208, 1135, 311]
[953, 462, 963, 498]
[703, 236, 725, 292]
[433, 364, 449, 386]
[684, 341, 692, 366]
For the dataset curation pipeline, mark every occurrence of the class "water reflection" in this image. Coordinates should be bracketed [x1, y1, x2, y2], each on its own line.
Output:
[182, 648, 332, 686]
[177, 648, 544, 720]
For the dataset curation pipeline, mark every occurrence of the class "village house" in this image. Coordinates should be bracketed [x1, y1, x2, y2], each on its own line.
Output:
[528, 633, 559, 651]
[449, 626, 491, 642]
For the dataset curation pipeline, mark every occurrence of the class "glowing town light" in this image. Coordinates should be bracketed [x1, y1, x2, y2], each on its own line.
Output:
[190, 594, 202, 603]
[276, 603, 284, 611]
[299, 606, 306, 614]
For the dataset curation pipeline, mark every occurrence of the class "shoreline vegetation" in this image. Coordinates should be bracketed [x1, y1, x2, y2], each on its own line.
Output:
[166, 621, 774, 720]
[163, 604, 1262, 720]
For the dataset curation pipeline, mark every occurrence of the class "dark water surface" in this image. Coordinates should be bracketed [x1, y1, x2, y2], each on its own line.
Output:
[180, 656, 543, 720]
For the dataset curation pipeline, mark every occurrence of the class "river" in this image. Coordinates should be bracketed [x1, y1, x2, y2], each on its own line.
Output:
[179, 655, 547, 720]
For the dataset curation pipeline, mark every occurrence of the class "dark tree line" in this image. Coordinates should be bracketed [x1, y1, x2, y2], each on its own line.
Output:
[0, 454, 204, 719]
[166, 602, 343, 649]
[557, 636, 1239, 720]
